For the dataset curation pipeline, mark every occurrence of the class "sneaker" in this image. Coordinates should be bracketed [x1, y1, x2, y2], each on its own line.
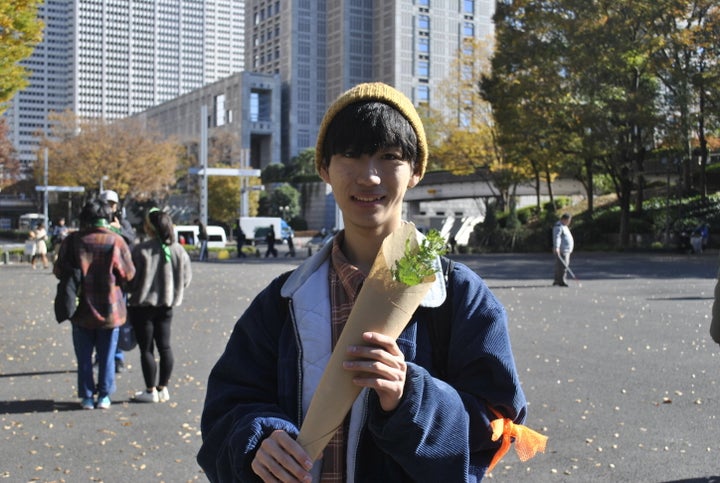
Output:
[134, 389, 159, 403]
[158, 387, 170, 403]
[81, 397, 95, 410]
[97, 395, 111, 409]
[115, 359, 125, 373]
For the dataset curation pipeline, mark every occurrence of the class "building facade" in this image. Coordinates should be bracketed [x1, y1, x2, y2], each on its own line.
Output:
[244, 0, 495, 163]
[4, 0, 246, 169]
[135, 71, 281, 171]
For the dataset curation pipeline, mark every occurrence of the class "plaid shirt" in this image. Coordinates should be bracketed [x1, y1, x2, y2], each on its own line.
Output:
[54, 227, 135, 329]
[320, 234, 366, 482]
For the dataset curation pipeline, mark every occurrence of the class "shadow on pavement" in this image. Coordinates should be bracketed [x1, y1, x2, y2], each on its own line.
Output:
[0, 369, 75, 378]
[0, 399, 79, 414]
[663, 478, 720, 483]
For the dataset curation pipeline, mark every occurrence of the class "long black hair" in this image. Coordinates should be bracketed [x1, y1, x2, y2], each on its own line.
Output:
[146, 209, 175, 245]
[79, 199, 113, 227]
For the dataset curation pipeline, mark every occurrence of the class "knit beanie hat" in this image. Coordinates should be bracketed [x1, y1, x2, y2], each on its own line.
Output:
[315, 82, 428, 180]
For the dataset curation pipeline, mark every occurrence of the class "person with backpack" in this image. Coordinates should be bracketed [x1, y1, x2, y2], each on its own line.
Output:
[198, 83, 531, 481]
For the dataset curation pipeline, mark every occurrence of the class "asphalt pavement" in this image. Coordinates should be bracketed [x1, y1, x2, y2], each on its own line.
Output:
[1, 250, 719, 482]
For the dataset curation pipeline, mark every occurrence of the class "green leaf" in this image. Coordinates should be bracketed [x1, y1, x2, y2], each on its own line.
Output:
[391, 229, 447, 286]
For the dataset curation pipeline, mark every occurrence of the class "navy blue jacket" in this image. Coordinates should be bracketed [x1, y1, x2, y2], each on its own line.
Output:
[198, 244, 527, 482]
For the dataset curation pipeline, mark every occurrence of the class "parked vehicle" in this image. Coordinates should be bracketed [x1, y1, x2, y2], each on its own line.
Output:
[174, 225, 227, 249]
[238, 217, 293, 244]
[18, 213, 47, 231]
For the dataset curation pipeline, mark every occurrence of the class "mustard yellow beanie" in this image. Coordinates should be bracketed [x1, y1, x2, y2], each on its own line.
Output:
[315, 82, 428, 180]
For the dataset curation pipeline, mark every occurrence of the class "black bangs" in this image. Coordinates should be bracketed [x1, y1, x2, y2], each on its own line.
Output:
[322, 101, 417, 165]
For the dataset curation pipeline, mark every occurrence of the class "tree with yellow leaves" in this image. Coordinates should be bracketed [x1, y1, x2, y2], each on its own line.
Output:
[429, 38, 534, 212]
[36, 111, 181, 201]
[0, 0, 43, 113]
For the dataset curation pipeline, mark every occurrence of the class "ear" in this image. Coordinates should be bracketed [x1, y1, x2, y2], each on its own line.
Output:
[319, 164, 331, 184]
[407, 172, 421, 189]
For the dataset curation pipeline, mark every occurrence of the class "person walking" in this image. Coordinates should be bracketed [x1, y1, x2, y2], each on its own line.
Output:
[24, 230, 37, 266]
[101, 189, 137, 373]
[264, 225, 278, 258]
[53, 199, 135, 410]
[196, 219, 209, 261]
[234, 224, 247, 258]
[32, 223, 50, 269]
[553, 212, 574, 286]
[101, 190, 137, 245]
[284, 232, 296, 258]
[197, 83, 530, 481]
[51, 217, 70, 262]
[128, 208, 192, 403]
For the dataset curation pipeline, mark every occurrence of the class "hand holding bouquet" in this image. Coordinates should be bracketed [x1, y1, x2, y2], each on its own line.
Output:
[296, 223, 445, 460]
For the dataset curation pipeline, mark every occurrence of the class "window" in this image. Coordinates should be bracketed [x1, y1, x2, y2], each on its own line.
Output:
[417, 60, 429, 77]
[418, 15, 430, 30]
[463, 22, 474, 37]
[418, 37, 429, 53]
[250, 92, 259, 122]
[215, 94, 226, 126]
[463, 0, 474, 14]
[417, 85, 429, 103]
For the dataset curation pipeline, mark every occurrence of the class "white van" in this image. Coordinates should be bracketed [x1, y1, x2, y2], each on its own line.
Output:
[174, 225, 227, 249]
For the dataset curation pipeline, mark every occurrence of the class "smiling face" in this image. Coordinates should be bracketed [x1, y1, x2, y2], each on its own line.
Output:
[320, 148, 419, 237]
[319, 101, 421, 239]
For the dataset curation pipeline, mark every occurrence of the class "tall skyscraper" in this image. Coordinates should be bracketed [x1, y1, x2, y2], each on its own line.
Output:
[245, 0, 495, 163]
[4, 0, 245, 168]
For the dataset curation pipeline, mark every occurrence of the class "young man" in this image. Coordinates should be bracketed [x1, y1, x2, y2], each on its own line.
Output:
[198, 83, 528, 481]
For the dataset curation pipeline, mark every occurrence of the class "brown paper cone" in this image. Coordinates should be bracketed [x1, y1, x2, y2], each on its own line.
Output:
[297, 223, 435, 460]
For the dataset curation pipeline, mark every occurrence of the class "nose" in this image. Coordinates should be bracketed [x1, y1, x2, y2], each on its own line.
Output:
[356, 155, 381, 185]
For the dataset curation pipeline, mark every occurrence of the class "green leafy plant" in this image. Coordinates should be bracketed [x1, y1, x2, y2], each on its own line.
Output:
[391, 229, 447, 286]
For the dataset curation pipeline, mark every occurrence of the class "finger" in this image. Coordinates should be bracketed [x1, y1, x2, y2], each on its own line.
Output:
[252, 431, 313, 482]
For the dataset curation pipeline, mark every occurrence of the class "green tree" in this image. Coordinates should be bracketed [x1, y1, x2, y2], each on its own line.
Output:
[0, 0, 43, 112]
[259, 183, 300, 219]
[489, 0, 677, 247]
[654, 1, 720, 198]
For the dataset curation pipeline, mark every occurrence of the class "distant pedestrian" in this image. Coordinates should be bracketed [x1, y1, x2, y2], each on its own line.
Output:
[196, 219, 209, 261]
[553, 213, 574, 287]
[264, 226, 278, 258]
[53, 199, 135, 410]
[51, 217, 69, 248]
[129, 208, 192, 403]
[285, 232, 296, 257]
[24, 230, 36, 265]
[448, 235, 457, 254]
[234, 225, 247, 258]
[32, 223, 49, 269]
[101, 190, 137, 246]
[101, 189, 136, 373]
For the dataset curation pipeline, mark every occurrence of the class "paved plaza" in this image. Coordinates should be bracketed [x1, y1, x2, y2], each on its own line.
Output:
[1, 251, 719, 482]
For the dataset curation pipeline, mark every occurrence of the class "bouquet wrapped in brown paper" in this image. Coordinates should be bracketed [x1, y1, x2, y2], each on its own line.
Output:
[296, 222, 445, 460]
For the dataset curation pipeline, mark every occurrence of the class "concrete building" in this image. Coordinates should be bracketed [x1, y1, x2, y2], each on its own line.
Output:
[3, 0, 246, 169]
[245, 0, 496, 164]
[134, 71, 281, 171]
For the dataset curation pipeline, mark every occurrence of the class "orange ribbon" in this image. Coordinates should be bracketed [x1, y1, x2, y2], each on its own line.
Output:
[486, 408, 548, 472]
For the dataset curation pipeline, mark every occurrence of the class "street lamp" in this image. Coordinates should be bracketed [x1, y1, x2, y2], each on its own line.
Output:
[279, 205, 290, 220]
[99, 175, 109, 193]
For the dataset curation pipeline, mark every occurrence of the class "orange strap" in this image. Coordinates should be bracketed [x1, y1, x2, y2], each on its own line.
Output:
[486, 408, 548, 472]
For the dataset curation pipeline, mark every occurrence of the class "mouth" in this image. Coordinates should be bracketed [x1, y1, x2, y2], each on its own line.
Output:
[352, 194, 385, 203]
